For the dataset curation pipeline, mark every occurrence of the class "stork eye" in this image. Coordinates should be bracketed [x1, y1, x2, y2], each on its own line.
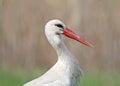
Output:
[55, 24, 64, 29]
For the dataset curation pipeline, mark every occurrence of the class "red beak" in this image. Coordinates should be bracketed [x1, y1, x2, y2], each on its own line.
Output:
[63, 28, 94, 48]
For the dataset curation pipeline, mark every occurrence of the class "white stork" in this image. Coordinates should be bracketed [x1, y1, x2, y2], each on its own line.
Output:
[23, 19, 93, 86]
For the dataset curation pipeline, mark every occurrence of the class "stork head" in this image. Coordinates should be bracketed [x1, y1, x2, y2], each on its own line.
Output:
[45, 19, 93, 48]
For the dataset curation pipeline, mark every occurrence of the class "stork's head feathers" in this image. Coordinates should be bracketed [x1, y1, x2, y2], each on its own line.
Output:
[45, 19, 94, 48]
[45, 19, 66, 36]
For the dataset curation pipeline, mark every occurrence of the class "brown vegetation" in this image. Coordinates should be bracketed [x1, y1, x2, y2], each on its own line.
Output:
[0, 0, 120, 71]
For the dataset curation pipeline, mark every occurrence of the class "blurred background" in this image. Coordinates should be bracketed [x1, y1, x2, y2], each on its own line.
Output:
[0, 0, 120, 86]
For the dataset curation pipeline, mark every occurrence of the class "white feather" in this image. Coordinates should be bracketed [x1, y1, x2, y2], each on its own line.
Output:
[23, 19, 83, 86]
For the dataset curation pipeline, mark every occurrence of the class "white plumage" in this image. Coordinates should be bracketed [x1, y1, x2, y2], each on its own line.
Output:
[24, 19, 93, 86]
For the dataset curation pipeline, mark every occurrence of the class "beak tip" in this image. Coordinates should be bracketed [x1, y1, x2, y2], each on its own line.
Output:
[89, 44, 94, 48]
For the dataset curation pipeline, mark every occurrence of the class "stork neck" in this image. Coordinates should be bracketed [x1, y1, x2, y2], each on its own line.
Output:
[55, 41, 69, 57]
[51, 39, 69, 57]
[46, 34, 70, 57]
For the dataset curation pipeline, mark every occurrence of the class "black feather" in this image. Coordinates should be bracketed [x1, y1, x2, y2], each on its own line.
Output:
[55, 24, 64, 29]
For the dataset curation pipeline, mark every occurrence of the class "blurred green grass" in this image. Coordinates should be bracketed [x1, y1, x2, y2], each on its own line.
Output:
[0, 69, 120, 86]
[81, 71, 120, 86]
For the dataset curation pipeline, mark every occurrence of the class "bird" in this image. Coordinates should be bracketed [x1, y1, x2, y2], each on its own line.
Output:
[23, 19, 93, 86]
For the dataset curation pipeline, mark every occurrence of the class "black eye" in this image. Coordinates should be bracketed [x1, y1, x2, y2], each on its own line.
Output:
[55, 24, 64, 29]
